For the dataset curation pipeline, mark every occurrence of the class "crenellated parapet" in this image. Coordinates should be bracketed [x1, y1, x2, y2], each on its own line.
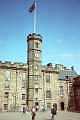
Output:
[0, 61, 27, 71]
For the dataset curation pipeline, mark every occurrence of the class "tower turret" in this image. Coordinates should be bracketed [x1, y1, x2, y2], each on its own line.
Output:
[27, 33, 42, 107]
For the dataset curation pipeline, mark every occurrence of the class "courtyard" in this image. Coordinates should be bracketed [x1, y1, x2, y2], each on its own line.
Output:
[0, 111, 80, 120]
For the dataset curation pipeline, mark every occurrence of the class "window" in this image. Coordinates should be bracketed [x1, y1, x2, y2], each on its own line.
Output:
[34, 51, 39, 58]
[22, 73, 26, 80]
[46, 90, 51, 98]
[5, 84, 9, 88]
[35, 42, 39, 48]
[47, 103, 51, 109]
[22, 80, 26, 88]
[4, 92, 9, 98]
[59, 86, 64, 96]
[35, 88, 38, 94]
[5, 82, 10, 88]
[4, 104, 8, 110]
[22, 94, 26, 100]
[35, 65, 38, 70]
[46, 73, 50, 82]
[34, 76, 38, 81]
[34, 71, 38, 75]
[5, 70, 10, 80]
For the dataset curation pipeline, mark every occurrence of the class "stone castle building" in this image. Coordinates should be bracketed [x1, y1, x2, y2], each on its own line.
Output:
[0, 33, 77, 111]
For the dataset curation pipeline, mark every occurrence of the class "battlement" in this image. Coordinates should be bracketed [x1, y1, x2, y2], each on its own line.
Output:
[0, 60, 27, 71]
[27, 33, 42, 42]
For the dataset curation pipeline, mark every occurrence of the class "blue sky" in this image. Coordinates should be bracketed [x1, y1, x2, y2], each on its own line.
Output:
[0, 0, 80, 73]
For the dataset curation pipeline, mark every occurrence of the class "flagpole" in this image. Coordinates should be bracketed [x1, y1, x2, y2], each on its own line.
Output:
[33, 0, 37, 33]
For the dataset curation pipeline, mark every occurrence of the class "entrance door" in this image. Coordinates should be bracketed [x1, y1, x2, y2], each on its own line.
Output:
[35, 102, 39, 106]
[60, 102, 64, 110]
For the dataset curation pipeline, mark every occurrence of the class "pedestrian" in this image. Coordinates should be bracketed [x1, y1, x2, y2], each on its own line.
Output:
[23, 106, 26, 113]
[36, 105, 39, 111]
[31, 106, 36, 120]
[51, 104, 57, 120]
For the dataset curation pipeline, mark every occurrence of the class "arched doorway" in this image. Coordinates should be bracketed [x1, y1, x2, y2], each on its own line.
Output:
[60, 102, 64, 110]
[35, 102, 39, 106]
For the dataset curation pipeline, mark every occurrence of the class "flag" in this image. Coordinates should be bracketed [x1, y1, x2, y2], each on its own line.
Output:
[29, 1, 36, 13]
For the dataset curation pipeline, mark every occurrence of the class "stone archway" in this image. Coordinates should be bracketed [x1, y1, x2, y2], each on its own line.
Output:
[60, 102, 64, 110]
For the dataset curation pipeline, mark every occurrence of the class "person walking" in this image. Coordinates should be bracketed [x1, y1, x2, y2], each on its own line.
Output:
[23, 106, 26, 113]
[31, 106, 36, 120]
[36, 105, 39, 111]
[51, 104, 57, 120]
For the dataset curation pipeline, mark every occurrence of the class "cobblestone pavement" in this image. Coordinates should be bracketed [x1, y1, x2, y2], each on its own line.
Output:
[0, 111, 80, 120]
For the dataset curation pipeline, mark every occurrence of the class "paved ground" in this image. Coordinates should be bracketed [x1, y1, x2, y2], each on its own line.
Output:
[0, 111, 80, 120]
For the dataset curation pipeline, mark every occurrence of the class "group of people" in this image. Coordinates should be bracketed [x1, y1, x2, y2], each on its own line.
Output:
[22, 103, 57, 120]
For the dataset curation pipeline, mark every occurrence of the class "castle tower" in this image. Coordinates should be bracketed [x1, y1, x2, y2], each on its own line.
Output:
[27, 33, 42, 108]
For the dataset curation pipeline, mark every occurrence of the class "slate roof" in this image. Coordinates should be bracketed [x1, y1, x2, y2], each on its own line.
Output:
[59, 69, 78, 80]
